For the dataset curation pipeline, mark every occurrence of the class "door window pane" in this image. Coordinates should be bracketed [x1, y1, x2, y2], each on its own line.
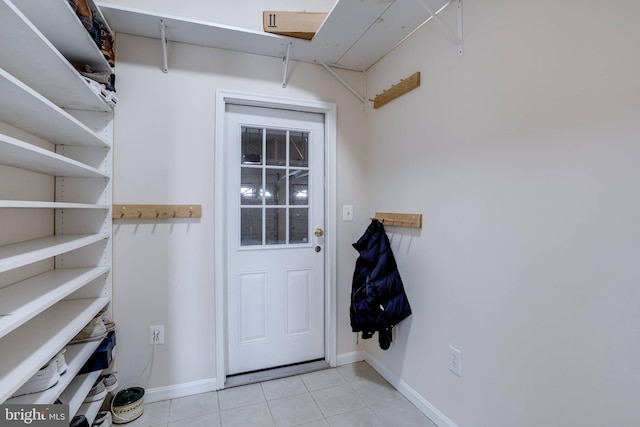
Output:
[266, 129, 287, 166]
[241, 167, 262, 205]
[290, 208, 309, 244]
[265, 208, 286, 245]
[241, 208, 262, 246]
[265, 168, 286, 206]
[289, 131, 309, 167]
[289, 170, 308, 205]
[239, 126, 312, 247]
[241, 127, 263, 165]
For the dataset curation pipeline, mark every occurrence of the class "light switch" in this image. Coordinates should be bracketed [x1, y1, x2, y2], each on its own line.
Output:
[343, 205, 353, 221]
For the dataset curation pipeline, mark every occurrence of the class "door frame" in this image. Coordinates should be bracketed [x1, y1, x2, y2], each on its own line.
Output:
[214, 90, 337, 389]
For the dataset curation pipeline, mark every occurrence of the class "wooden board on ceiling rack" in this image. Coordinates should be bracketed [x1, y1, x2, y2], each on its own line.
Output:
[370, 72, 421, 109]
[263, 11, 328, 40]
[372, 212, 422, 229]
[112, 204, 201, 219]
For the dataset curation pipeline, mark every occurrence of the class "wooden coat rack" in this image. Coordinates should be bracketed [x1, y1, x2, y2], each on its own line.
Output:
[371, 212, 422, 229]
[112, 204, 201, 219]
[370, 72, 421, 109]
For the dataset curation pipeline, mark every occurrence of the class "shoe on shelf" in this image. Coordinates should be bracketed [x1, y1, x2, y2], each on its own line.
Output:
[72, 0, 93, 29]
[92, 410, 112, 426]
[84, 379, 107, 403]
[50, 348, 68, 375]
[100, 311, 116, 333]
[88, 17, 116, 67]
[69, 314, 107, 345]
[10, 360, 60, 398]
[70, 415, 90, 427]
[76, 65, 116, 92]
[102, 374, 118, 393]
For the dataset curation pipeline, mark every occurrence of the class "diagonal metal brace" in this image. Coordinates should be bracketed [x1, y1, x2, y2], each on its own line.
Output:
[320, 63, 365, 104]
[282, 42, 292, 88]
[417, 0, 463, 56]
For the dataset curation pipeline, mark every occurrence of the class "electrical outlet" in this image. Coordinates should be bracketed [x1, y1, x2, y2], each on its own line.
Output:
[149, 325, 165, 345]
[448, 345, 461, 376]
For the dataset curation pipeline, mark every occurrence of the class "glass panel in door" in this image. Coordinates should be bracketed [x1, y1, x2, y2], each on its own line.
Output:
[240, 126, 310, 247]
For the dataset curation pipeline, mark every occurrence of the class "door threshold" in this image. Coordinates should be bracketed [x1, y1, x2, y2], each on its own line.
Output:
[225, 359, 329, 388]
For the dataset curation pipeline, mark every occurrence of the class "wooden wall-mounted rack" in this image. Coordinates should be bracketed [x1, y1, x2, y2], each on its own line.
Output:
[370, 72, 420, 109]
[372, 212, 422, 229]
[112, 204, 202, 219]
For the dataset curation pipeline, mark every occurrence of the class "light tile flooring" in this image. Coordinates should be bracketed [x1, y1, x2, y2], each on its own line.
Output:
[124, 362, 437, 427]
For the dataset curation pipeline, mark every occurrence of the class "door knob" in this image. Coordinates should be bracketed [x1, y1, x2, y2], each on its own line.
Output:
[314, 228, 324, 237]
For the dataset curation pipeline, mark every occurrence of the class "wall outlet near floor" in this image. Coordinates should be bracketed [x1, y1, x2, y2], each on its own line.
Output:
[448, 345, 462, 376]
[149, 325, 165, 345]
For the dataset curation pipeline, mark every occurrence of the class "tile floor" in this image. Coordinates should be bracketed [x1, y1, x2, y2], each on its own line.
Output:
[123, 362, 438, 427]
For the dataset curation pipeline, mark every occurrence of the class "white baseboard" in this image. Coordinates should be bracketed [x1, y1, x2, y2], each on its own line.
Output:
[364, 354, 459, 427]
[143, 377, 218, 403]
[336, 350, 367, 366]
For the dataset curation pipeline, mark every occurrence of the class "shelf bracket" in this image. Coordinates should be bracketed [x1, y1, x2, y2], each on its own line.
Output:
[417, 0, 463, 56]
[282, 42, 292, 88]
[160, 19, 169, 73]
[320, 63, 365, 104]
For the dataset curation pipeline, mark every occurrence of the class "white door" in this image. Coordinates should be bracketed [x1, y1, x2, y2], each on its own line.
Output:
[225, 104, 325, 375]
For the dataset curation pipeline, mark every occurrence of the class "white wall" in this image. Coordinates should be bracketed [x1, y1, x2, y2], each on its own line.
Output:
[100, 0, 336, 32]
[363, 0, 640, 426]
[111, 32, 367, 393]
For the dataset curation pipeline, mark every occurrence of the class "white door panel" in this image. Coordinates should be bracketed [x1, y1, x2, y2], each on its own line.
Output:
[225, 104, 325, 375]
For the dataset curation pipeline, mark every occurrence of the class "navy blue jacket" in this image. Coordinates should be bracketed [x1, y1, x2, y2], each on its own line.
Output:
[350, 219, 412, 349]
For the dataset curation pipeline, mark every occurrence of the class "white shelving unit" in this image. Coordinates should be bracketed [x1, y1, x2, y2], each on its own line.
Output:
[0, 0, 110, 111]
[0, 69, 110, 148]
[0, 267, 110, 339]
[0, 0, 114, 414]
[11, 0, 113, 72]
[0, 298, 110, 402]
[6, 341, 103, 405]
[0, 133, 110, 178]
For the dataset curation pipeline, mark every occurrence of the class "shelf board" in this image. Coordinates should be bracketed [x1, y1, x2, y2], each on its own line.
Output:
[62, 370, 103, 419]
[97, 0, 450, 71]
[78, 397, 106, 425]
[0, 133, 110, 179]
[10, 0, 112, 72]
[0, 0, 110, 112]
[0, 266, 110, 339]
[6, 340, 103, 405]
[0, 297, 109, 402]
[0, 234, 109, 274]
[0, 69, 110, 148]
[0, 201, 110, 209]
